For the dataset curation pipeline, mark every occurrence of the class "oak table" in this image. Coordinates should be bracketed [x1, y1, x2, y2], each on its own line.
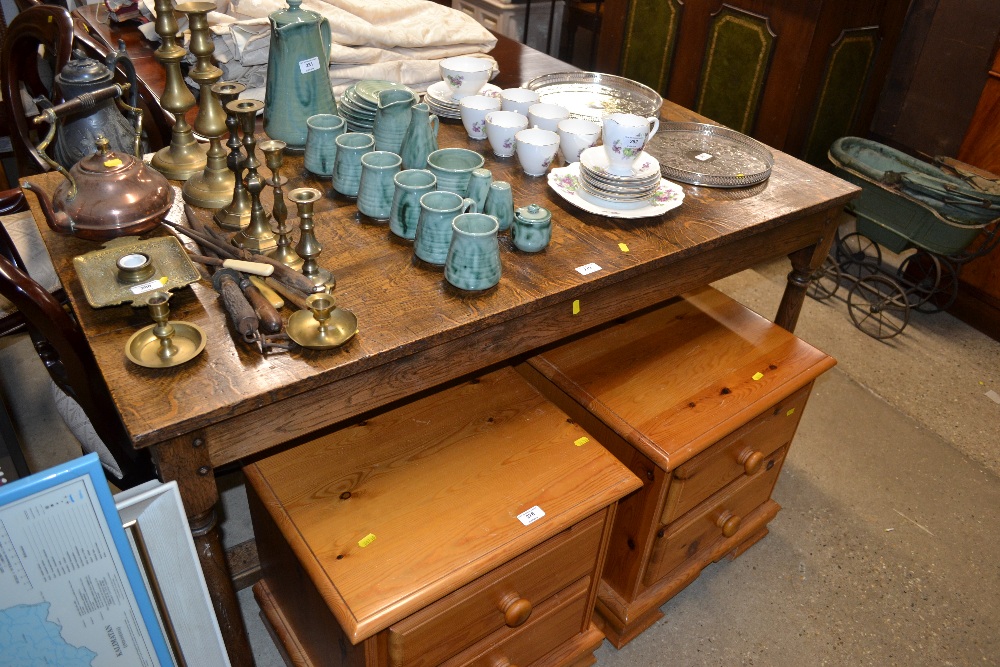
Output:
[25, 7, 860, 664]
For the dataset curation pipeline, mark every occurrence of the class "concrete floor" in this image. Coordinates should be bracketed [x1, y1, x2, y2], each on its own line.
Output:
[3, 259, 999, 666]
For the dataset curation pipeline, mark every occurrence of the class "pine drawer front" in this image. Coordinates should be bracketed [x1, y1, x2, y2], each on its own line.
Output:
[387, 512, 604, 667]
[643, 445, 787, 587]
[660, 383, 812, 525]
[441, 577, 591, 667]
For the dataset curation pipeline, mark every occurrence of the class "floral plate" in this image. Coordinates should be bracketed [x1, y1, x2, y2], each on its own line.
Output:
[580, 146, 660, 181]
[548, 164, 684, 219]
[426, 81, 502, 108]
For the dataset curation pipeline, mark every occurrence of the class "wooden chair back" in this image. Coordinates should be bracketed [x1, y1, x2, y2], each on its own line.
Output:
[0, 216, 155, 487]
[1, 4, 74, 178]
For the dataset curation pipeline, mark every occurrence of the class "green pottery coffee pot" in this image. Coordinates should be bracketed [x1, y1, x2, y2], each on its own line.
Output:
[264, 0, 338, 151]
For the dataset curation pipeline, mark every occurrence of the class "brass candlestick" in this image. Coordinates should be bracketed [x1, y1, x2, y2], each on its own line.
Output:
[231, 99, 276, 253]
[149, 0, 207, 180]
[213, 81, 252, 230]
[289, 187, 334, 288]
[125, 291, 207, 368]
[180, 3, 234, 209]
[260, 139, 303, 271]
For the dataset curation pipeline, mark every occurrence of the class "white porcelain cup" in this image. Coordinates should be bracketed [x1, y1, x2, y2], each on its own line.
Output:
[602, 112, 660, 175]
[460, 94, 502, 140]
[485, 110, 529, 158]
[515, 128, 560, 177]
[440, 56, 498, 100]
[500, 88, 540, 115]
[557, 117, 601, 164]
[527, 103, 571, 132]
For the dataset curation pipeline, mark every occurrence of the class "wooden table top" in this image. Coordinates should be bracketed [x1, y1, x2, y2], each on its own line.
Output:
[28, 9, 859, 463]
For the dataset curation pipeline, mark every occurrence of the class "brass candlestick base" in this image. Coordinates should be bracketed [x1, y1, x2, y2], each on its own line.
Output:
[125, 291, 207, 367]
[286, 292, 358, 350]
[149, 0, 206, 181]
[181, 3, 234, 209]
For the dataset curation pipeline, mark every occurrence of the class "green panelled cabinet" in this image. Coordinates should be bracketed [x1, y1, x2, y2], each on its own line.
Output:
[598, 0, 912, 165]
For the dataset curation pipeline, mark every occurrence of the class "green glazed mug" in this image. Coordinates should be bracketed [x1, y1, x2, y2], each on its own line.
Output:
[390, 169, 437, 240]
[445, 213, 501, 291]
[414, 190, 475, 265]
[357, 150, 402, 221]
[332, 132, 375, 198]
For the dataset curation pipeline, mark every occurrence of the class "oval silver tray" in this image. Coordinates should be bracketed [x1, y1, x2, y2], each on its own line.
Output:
[647, 122, 774, 188]
[524, 72, 663, 122]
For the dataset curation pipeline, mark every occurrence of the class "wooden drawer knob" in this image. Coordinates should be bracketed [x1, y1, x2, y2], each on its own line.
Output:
[498, 593, 533, 627]
[738, 448, 764, 475]
[716, 510, 742, 538]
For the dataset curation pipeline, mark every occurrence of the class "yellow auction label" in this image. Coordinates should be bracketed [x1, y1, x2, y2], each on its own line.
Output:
[358, 533, 376, 548]
[574, 437, 589, 447]
[786, 408, 795, 417]
[618, 242, 629, 252]
[104, 159, 123, 168]
[752, 372, 764, 381]
[572, 299, 580, 315]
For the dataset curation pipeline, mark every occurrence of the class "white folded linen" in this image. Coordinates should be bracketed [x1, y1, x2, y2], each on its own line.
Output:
[138, 0, 497, 98]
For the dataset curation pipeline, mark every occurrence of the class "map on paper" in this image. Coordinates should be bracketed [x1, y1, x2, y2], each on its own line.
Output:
[0, 456, 172, 666]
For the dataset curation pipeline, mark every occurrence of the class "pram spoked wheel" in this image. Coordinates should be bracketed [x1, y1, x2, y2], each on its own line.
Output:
[897, 250, 958, 313]
[836, 232, 882, 279]
[807, 256, 842, 300]
[847, 275, 910, 339]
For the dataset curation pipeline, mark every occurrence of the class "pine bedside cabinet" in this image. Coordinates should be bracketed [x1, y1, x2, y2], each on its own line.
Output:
[245, 366, 642, 666]
[519, 286, 835, 648]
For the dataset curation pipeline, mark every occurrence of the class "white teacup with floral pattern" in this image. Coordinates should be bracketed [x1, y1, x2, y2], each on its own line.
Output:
[515, 128, 560, 177]
[460, 95, 502, 140]
[601, 113, 660, 176]
[485, 110, 529, 158]
[440, 56, 497, 100]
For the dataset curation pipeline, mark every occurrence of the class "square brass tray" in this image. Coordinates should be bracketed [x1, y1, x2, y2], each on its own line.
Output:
[73, 236, 200, 308]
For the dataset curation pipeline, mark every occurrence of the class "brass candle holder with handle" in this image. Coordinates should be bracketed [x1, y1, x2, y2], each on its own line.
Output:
[125, 291, 206, 367]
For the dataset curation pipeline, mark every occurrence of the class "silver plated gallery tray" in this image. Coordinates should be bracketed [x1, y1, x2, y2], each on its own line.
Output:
[524, 72, 662, 122]
[647, 122, 774, 188]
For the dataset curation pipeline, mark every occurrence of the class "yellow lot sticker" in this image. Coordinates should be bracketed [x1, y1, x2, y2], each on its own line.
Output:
[786, 408, 795, 417]
[358, 533, 376, 548]
[572, 299, 580, 315]
[752, 372, 764, 381]
[618, 242, 629, 252]
[574, 437, 589, 447]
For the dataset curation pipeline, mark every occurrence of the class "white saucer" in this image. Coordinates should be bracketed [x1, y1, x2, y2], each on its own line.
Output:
[580, 146, 660, 180]
[426, 81, 502, 107]
[548, 164, 684, 219]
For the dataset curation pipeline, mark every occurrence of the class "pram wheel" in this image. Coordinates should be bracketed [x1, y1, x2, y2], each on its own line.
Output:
[807, 256, 842, 301]
[897, 250, 942, 309]
[836, 232, 882, 279]
[847, 275, 910, 339]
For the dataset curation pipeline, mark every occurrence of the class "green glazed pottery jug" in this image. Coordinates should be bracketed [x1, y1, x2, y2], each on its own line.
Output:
[400, 102, 440, 170]
[373, 88, 417, 154]
[264, 0, 338, 151]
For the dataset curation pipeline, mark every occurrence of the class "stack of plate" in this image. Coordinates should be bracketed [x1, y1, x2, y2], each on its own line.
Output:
[577, 146, 662, 203]
[339, 80, 415, 132]
[423, 81, 502, 120]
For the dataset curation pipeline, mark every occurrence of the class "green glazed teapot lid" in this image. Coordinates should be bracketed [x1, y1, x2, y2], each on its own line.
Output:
[270, 0, 321, 27]
[515, 203, 551, 223]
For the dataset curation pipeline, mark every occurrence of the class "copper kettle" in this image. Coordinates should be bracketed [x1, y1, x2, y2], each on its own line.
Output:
[24, 93, 174, 242]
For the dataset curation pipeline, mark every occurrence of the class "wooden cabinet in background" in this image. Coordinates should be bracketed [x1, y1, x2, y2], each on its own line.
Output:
[598, 0, 911, 165]
[954, 38, 1000, 340]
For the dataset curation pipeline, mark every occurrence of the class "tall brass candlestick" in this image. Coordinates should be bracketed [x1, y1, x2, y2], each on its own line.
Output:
[260, 139, 304, 270]
[179, 3, 234, 209]
[231, 99, 276, 253]
[149, 0, 207, 180]
[289, 187, 334, 288]
[213, 82, 252, 230]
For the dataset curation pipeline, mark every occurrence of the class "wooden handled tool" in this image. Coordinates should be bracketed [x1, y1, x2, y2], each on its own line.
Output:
[187, 253, 274, 277]
[211, 269, 258, 341]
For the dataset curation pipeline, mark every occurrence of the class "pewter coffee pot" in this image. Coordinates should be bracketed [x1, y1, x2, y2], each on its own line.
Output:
[52, 44, 144, 168]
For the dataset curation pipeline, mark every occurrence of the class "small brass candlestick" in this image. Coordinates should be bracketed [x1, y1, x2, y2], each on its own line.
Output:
[125, 291, 207, 368]
[289, 187, 334, 288]
[213, 81, 252, 230]
[149, 0, 207, 180]
[260, 139, 303, 270]
[231, 99, 276, 253]
[180, 3, 235, 209]
[286, 292, 358, 350]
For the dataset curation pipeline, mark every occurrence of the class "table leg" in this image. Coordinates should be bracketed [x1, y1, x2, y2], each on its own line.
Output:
[775, 209, 841, 332]
[152, 436, 255, 667]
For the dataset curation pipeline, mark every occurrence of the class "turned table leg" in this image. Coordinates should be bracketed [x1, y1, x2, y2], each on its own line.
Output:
[775, 209, 841, 332]
[152, 435, 255, 666]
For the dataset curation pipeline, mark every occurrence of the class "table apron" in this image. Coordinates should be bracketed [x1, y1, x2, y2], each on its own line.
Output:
[160, 207, 838, 469]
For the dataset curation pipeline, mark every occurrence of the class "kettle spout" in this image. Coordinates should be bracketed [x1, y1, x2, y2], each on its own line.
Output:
[23, 182, 73, 235]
